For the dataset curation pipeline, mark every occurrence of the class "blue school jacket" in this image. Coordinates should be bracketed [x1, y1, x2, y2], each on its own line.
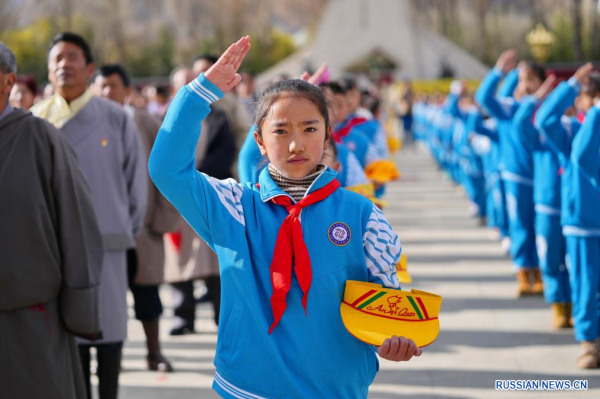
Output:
[149, 74, 402, 399]
[353, 119, 389, 159]
[515, 95, 562, 215]
[238, 124, 263, 184]
[534, 79, 600, 233]
[335, 143, 369, 187]
[476, 68, 537, 185]
[565, 102, 600, 233]
[466, 110, 500, 179]
[336, 115, 377, 168]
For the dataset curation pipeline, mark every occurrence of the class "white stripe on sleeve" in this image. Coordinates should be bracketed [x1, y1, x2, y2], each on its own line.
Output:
[345, 152, 369, 186]
[202, 174, 245, 226]
[187, 79, 219, 103]
[363, 204, 401, 288]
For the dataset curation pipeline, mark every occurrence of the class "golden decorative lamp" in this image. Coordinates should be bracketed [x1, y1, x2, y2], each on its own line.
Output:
[526, 24, 556, 63]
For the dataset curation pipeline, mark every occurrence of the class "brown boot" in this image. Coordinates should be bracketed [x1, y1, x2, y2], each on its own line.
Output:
[530, 269, 544, 296]
[551, 303, 573, 329]
[577, 341, 599, 369]
[516, 270, 531, 297]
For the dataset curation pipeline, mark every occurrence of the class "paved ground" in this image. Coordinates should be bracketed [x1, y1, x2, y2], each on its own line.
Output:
[95, 146, 600, 398]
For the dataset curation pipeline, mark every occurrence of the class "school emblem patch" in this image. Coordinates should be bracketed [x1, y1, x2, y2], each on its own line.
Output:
[328, 222, 351, 246]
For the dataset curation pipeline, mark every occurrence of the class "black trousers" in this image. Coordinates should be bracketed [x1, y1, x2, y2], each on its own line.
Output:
[127, 249, 163, 321]
[78, 342, 123, 399]
[171, 275, 221, 327]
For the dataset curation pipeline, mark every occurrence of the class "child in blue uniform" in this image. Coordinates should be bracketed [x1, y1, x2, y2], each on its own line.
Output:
[150, 37, 421, 398]
[475, 50, 545, 296]
[510, 74, 575, 329]
[534, 63, 600, 368]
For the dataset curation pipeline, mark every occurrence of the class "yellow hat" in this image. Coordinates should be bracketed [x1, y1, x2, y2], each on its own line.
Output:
[341, 281, 442, 347]
[396, 253, 412, 283]
[365, 160, 400, 184]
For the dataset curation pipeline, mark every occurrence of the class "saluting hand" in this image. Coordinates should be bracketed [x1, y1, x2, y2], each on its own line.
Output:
[573, 62, 594, 85]
[300, 64, 329, 86]
[534, 74, 557, 100]
[204, 36, 251, 93]
[496, 49, 517, 74]
[377, 335, 422, 362]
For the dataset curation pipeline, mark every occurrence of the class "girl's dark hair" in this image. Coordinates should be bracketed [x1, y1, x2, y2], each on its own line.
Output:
[362, 94, 380, 115]
[584, 71, 600, 98]
[328, 137, 339, 158]
[320, 81, 346, 95]
[521, 61, 546, 82]
[341, 75, 358, 91]
[254, 79, 330, 138]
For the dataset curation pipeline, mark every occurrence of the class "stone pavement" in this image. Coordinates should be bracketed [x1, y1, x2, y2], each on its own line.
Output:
[99, 146, 600, 398]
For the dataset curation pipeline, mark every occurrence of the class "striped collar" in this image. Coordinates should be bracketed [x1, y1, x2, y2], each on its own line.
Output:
[258, 164, 338, 203]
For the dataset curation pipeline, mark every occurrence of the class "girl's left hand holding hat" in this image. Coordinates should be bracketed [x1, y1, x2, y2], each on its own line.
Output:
[377, 336, 422, 362]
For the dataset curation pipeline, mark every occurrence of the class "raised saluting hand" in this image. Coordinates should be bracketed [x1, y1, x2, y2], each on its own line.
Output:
[204, 36, 251, 93]
[573, 62, 594, 85]
[495, 49, 517, 74]
[299, 64, 329, 86]
[534, 74, 557, 101]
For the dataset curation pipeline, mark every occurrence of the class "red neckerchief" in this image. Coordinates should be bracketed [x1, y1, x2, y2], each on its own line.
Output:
[333, 117, 367, 143]
[267, 178, 341, 333]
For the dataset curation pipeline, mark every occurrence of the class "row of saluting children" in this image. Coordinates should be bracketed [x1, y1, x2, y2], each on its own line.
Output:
[413, 50, 600, 369]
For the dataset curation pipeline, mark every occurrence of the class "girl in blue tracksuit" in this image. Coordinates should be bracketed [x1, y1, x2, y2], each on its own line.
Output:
[514, 83, 573, 329]
[460, 107, 487, 221]
[534, 64, 600, 368]
[475, 50, 545, 295]
[466, 109, 507, 236]
[149, 37, 421, 398]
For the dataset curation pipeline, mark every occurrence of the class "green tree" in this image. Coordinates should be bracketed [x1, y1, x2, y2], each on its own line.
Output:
[127, 26, 175, 78]
[0, 16, 95, 84]
[243, 29, 296, 74]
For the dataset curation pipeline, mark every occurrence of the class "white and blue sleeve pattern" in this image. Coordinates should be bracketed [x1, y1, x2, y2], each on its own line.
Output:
[364, 142, 381, 167]
[373, 125, 389, 159]
[203, 174, 245, 226]
[498, 97, 516, 118]
[363, 204, 401, 288]
[188, 79, 220, 104]
[345, 152, 370, 186]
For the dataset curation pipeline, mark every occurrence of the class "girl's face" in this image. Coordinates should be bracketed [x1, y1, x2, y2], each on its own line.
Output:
[322, 87, 347, 125]
[255, 95, 330, 179]
[517, 66, 542, 97]
[576, 93, 598, 114]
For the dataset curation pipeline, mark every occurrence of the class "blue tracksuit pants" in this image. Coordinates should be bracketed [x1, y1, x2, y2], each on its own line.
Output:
[504, 180, 538, 268]
[488, 177, 509, 236]
[535, 213, 570, 303]
[566, 236, 600, 342]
